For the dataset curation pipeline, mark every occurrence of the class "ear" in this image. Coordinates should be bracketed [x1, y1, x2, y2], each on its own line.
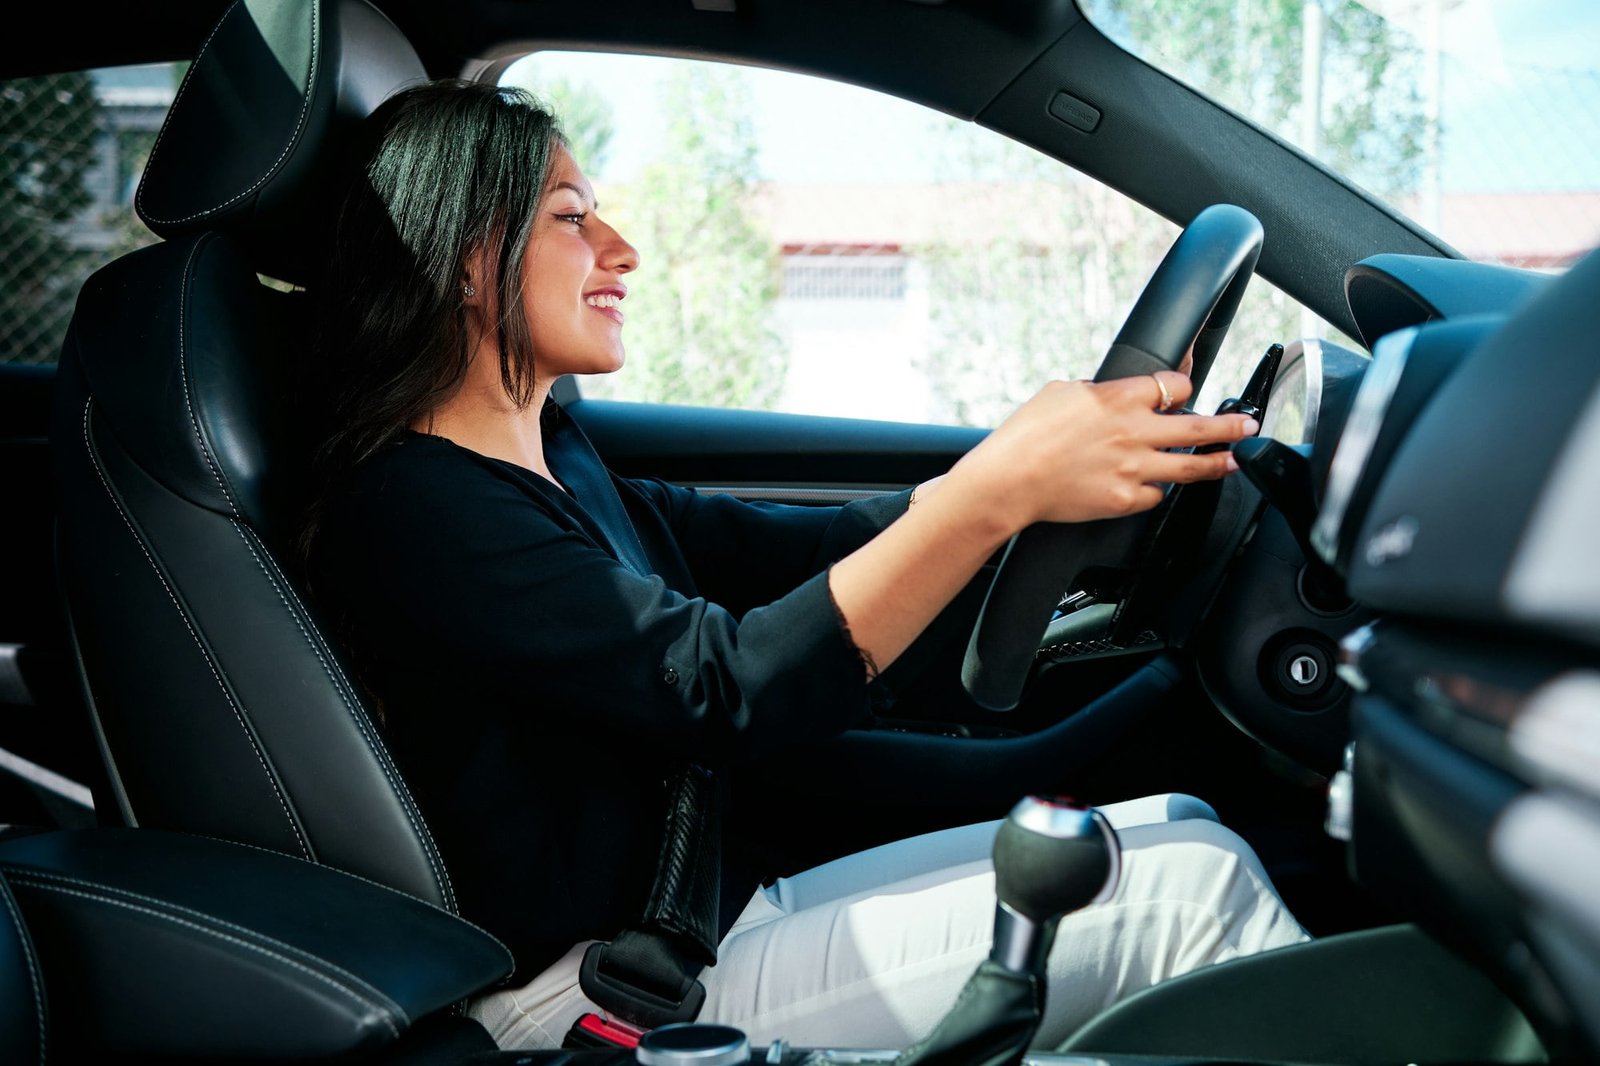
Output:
[461, 244, 491, 308]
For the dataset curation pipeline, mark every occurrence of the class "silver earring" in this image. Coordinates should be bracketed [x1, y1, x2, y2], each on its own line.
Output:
[463, 283, 476, 297]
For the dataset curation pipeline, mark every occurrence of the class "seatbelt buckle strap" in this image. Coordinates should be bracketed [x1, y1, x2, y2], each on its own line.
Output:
[643, 764, 723, 965]
[579, 939, 708, 1029]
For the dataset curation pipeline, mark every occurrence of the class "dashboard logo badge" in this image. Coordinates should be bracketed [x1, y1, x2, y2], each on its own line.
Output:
[1365, 516, 1418, 567]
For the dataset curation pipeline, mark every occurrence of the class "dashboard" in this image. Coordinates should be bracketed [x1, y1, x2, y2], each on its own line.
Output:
[1198, 251, 1572, 774]
[1310, 250, 1600, 1057]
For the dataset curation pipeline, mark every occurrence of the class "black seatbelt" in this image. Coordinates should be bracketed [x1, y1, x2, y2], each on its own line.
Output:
[575, 763, 723, 1035]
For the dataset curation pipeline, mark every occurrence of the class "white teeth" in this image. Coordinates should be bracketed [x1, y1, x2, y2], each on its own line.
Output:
[585, 293, 621, 308]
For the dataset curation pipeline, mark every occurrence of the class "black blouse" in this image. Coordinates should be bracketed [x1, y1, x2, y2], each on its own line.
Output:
[312, 404, 909, 978]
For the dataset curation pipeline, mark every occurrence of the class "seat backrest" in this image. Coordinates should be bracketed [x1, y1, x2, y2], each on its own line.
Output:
[48, 0, 454, 909]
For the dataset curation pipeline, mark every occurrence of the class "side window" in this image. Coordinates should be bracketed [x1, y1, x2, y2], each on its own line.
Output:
[1, 64, 181, 366]
[506, 53, 1328, 427]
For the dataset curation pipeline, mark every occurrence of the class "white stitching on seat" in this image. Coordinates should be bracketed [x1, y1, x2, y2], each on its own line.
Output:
[165, 225, 458, 912]
[191, 832, 514, 970]
[229, 521, 458, 913]
[136, 0, 322, 227]
[5, 876, 400, 1041]
[176, 236, 242, 516]
[0, 875, 46, 1066]
[3, 868, 408, 1027]
[132, 0, 237, 223]
[80, 398, 312, 861]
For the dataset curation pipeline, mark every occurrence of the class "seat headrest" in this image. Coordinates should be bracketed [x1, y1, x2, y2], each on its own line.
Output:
[135, 0, 426, 285]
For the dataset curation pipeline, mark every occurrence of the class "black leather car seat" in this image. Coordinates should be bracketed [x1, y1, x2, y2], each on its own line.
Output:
[0, 866, 45, 1066]
[48, 0, 450, 908]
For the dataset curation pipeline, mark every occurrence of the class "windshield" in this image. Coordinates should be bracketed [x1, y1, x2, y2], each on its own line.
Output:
[1081, 0, 1600, 270]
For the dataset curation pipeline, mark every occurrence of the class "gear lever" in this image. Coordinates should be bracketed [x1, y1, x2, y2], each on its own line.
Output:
[991, 797, 1121, 976]
[893, 797, 1122, 1066]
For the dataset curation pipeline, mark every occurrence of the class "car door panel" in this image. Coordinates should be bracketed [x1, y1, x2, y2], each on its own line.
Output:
[563, 396, 985, 490]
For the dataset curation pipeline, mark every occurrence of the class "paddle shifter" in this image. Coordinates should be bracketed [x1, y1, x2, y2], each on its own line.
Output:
[894, 797, 1122, 1066]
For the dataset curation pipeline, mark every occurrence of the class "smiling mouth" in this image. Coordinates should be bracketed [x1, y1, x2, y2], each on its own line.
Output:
[585, 291, 624, 324]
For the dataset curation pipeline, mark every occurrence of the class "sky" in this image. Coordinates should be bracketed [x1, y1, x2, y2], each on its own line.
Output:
[503, 0, 1600, 195]
[1423, 0, 1600, 192]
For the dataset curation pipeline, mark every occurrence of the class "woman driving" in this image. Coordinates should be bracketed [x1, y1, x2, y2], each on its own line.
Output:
[306, 81, 1306, 1052]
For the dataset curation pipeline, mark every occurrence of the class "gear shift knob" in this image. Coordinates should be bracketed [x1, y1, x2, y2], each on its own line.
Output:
[892, 798, 1121, 1066]
[990, 797, 1120, 975]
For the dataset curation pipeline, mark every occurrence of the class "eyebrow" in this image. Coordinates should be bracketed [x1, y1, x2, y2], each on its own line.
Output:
[553, 180, 598, 211]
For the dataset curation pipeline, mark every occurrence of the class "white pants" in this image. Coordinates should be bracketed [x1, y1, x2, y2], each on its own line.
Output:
[471, 794, 1308, 1050]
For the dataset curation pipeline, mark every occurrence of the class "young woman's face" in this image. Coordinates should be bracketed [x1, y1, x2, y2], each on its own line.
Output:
[516, 145, 639, 377]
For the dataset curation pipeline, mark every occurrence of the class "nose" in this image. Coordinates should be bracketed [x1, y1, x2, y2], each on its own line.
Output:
[596, 217, 639, 275]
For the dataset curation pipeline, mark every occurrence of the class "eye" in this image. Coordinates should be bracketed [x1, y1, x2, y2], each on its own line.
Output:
[553, 211, 588, 227]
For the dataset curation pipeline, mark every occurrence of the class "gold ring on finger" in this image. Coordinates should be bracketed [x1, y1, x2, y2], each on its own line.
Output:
[1151, 373, 1175, 412]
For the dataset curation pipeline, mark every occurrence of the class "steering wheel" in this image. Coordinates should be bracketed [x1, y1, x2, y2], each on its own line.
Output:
[961, 204, 1264, 712]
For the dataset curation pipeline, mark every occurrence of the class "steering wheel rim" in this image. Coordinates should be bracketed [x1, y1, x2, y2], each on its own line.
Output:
[960, 204, 1265, 712]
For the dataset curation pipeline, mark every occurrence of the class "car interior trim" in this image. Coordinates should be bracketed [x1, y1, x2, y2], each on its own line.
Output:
[0, 747, 94, 812]
[1506, 672, 1600, 803]
[980, 20, 1451, 342]
[1343, 253, 1551, 350]
[686, 486, 900, 505]
[1299, 337, 1324, 444]
[1311, 326, 1415, 565]
[59, 590, 139, 828]
[1059, 922, 1541, 1062]
[1502, 379, 1600, 638]
[1492, 791, 1600, 945]
[1345, 252, 1600, 636]
[1489, 790, 1600, 1050]
[0, 645, 33, 706]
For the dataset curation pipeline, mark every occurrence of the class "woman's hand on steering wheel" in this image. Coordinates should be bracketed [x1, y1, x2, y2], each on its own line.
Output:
[957, 204, 1266, 711]
[955, 371, 1260, 534]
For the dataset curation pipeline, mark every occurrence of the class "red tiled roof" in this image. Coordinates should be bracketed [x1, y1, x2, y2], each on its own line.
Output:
[1421, 191, 1600, 267]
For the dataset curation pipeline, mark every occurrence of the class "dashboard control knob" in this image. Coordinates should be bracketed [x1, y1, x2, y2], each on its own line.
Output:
[636, 1024, 750, 1066]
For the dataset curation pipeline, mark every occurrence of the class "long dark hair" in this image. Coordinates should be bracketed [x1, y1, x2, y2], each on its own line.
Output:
[302, 80, 562, 552]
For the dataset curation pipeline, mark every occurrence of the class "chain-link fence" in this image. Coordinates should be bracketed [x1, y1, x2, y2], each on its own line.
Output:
[1429, 58, 1600, 267]
[1, 65, 175, 366]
